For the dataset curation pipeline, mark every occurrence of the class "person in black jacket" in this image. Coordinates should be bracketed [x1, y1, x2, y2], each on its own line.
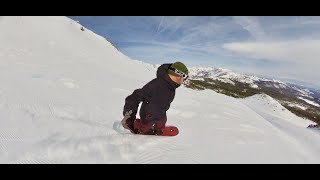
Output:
[122, 62, 189, 135]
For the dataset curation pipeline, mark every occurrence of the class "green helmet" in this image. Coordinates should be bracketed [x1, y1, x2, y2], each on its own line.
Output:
[168, 62, 189, 79]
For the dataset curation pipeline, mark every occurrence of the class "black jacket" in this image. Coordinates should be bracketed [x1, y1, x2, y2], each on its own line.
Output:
[123, 63, 180, 123]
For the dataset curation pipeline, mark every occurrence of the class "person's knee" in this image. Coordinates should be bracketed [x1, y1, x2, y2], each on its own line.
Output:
[154, 119, 166, 130]
[134, 119, 153, 134]
[135, 114, 167, 135]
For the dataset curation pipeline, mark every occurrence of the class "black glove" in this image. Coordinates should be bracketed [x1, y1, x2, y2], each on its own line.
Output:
[121, 110, 133, 129]
[123, 109, 137, 119]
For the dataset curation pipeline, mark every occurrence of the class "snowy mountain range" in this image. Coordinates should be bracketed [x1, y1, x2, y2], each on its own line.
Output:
[0, 16, 319, 164]
[185, 67, 320, 124]
[189, 67, 263, 89]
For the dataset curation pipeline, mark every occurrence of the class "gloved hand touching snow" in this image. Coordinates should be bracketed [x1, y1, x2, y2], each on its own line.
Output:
[121, 110, 133, 129]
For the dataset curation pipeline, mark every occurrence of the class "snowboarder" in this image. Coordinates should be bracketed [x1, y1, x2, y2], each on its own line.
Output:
[307, 123, 319, 128]
[122, 62, 189, 136]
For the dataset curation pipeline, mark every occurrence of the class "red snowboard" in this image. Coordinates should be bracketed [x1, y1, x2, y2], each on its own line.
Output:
[132, 126, 179, 136]
[161, 126, 179, 136]
[143, 126, 179, 136]
[131, 119, 179, 136]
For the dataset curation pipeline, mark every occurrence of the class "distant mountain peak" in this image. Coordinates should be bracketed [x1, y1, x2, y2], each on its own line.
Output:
[185, 65, 320, 124]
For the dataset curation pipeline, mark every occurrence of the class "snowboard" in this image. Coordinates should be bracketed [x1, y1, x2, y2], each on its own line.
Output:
[113, 121, 179, 136]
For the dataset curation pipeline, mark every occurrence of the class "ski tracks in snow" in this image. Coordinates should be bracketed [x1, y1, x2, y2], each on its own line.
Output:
[0, 88, 179, 163]
[10, 132, 179, 164]
[133, 136, 202, 164]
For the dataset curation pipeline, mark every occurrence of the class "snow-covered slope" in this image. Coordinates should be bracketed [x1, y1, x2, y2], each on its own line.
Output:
[0, 16, 319, 164]
[298, 97, 320, 107]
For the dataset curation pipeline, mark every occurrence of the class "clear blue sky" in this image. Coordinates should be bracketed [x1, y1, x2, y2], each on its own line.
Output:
[69, 16, 320, 89]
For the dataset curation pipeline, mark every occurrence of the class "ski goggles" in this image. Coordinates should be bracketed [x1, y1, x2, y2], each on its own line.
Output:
[169, 66, 189, 80]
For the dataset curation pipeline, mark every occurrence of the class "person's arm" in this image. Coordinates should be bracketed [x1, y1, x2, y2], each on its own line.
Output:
[123, 79, 155, 119]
